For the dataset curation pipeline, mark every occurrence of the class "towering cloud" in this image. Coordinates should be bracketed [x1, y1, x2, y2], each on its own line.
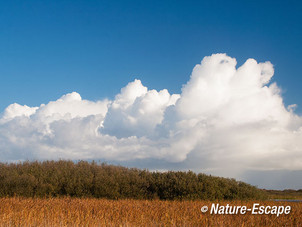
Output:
[1, 54, 301, 187]
[101, 79, 180, 138]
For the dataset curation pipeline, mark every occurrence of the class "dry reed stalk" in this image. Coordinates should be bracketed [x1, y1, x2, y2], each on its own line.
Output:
[0, 198, 300, 226]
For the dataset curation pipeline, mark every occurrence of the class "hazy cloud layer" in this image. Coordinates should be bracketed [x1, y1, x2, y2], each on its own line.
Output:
[1, 54, 302, 188]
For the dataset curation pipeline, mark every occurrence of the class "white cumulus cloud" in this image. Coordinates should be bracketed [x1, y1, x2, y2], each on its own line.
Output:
[1, 53, 302, 188]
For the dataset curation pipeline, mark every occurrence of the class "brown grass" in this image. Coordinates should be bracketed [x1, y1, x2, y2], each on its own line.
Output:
[0, 197, 300, 226]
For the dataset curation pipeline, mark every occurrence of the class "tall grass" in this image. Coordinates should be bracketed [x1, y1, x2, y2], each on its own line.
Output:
[0, 197, 300, 226]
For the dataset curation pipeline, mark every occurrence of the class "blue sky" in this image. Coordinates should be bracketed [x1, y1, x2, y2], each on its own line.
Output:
[0, 0, 301, 112]
[1, 1, 302, 189]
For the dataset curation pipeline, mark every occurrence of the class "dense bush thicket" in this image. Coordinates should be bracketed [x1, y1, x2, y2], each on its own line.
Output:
[0, 161, 267, 200]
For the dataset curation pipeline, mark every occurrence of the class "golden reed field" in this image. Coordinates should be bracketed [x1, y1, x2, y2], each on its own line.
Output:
[0, 198, 301, 226]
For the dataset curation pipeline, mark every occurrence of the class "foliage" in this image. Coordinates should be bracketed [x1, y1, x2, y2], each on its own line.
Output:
[0, 160, 267, 200]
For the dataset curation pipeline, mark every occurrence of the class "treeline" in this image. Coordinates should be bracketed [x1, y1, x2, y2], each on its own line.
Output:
[0, 160, 267, 200]
[266, 189, 302, 199]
